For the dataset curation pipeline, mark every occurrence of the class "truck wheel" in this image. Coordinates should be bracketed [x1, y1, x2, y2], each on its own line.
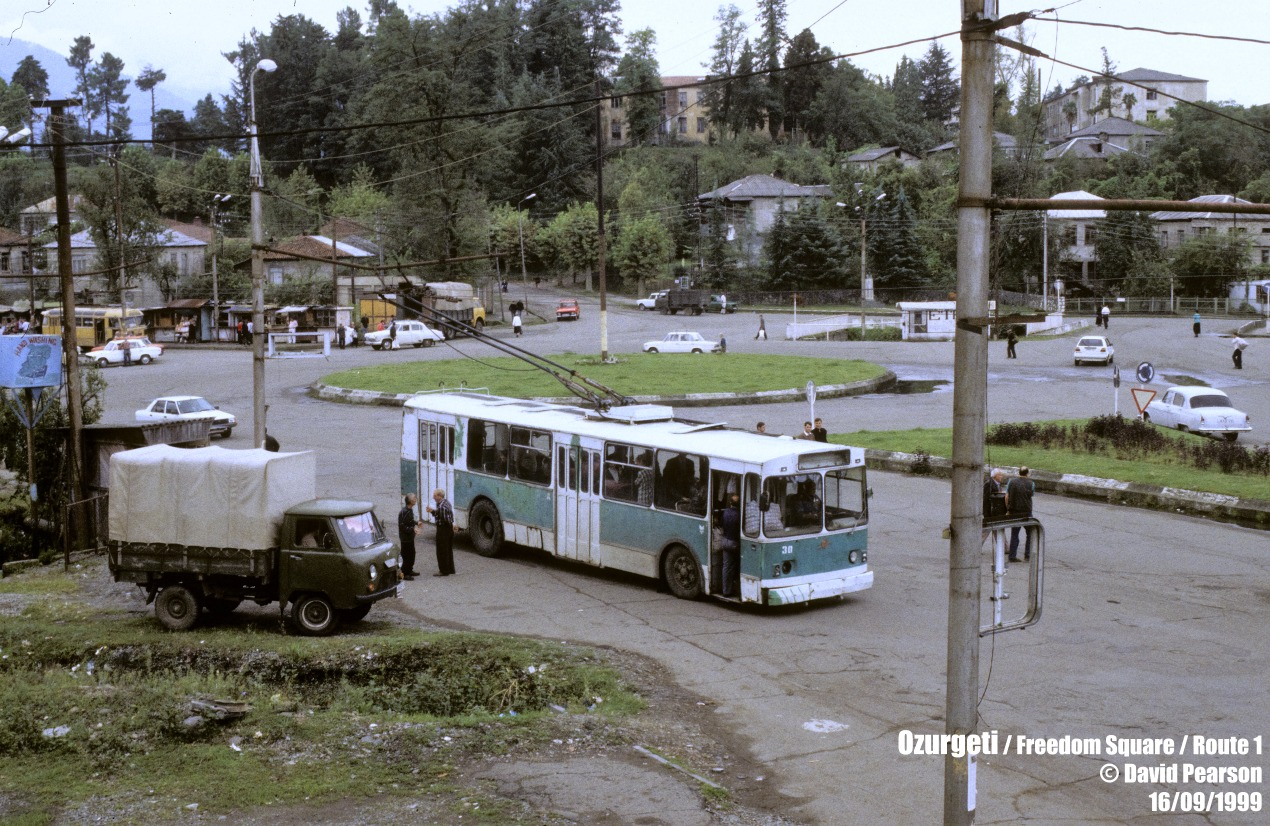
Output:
[291, 594, 340, 636]
[692, 307, 703, 316]
[662, 545, 702, 600]
[474, 319, 484, 331]
[203, 597, 241, 616]
[155, 585, 201, 631]
[339, 605, 373, 623]
[469, 500, 505, 558]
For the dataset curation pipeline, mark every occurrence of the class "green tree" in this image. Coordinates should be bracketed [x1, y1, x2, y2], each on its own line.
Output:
[66, 36, 95, 139]
[541, 201, 599, 287]
[1089, 49, 1123, 121]
[10, 56, 49, 116]
[762, 201, 845, 291]
[612, 214, 672, 293]
[918, 42, 958, 127]
[76, 145, 162, 295]
[615, 29, 662, 146]
[88, 52, 131, 140]
[807, 61, 898, 149]
[134, 65, 166, 140]
[702, 5, 747, 140]
[781, 29, 832, 142]
[1169, 233, 1251, 298]
[869, 186, 926, 290]
[755, 0, 787, 139]
[328, 164, 391, 223]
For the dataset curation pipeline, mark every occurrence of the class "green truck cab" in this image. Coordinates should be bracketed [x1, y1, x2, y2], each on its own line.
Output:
[107, 445, 400, 636]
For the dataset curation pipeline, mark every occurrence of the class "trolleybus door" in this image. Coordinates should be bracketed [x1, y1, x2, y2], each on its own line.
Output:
[555, 441, 601, 563]
[417, 421, 455, 503]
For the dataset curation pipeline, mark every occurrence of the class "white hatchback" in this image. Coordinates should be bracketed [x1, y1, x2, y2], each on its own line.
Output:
[1073, 335, 1114, 365]
[1144, 386, 1251, 442]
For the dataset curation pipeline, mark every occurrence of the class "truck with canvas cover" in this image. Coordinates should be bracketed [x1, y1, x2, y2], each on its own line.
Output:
[107, 444, 400, 635]
[654, 288, 708, 315]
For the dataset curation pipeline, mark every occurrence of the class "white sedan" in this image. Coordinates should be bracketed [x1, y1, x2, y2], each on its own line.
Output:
[642, 332, 722, 354]
[85, 339, 162, 367]
[363, 320, 445, 350]
[136, 396, 237, 438]
[1144, 386, 1252, 442]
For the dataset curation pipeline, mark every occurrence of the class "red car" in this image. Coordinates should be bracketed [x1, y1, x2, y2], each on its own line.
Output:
[555, 299, 580, 321]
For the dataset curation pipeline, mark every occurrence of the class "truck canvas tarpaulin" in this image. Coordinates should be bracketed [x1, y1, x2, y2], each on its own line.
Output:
[108, 444, 316, 550]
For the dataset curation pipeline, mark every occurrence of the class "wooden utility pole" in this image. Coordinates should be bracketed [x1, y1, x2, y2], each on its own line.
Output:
[33, 98, 86, 540]
[594, 78, 609, 362]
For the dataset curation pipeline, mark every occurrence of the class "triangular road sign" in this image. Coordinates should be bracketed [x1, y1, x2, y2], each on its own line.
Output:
[1131, 387, 1157, 416]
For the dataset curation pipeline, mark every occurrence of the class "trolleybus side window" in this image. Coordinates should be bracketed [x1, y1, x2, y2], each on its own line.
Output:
[604, 443, 654, 505]
[510, 426, 550, 484]
[742, 473, 763, 537]
[824, 468, 867, 529]
[467, 419, 509, 477]
[655, 449, 707, 514]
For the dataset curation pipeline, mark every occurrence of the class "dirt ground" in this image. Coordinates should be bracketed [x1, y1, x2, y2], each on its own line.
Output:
[2, 556, 802, 826]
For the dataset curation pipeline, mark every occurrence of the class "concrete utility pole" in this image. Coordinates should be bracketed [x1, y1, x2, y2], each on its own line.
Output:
[249, 58, 277, 447]
[945, 1, 996, 823]
[594, 78, 609, 362]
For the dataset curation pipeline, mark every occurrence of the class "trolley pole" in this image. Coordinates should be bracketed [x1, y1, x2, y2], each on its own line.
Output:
[946, 2, 996, 823]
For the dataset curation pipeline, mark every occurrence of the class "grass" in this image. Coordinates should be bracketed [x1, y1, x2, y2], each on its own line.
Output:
[324, 352, 888, 398]
[838, 419, 1269, 500]
[0, 577, 642, 823]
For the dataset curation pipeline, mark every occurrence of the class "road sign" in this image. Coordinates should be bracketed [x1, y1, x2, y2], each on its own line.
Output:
[1131, 388, 1157, 415]
[1136, 361, 1155, 384]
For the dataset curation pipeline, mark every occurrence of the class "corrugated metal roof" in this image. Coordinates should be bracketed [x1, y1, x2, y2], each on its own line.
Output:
[698, 174, 831, 201]
[1047, 190, 1107, 219]
[1150, 194, 1270, 222]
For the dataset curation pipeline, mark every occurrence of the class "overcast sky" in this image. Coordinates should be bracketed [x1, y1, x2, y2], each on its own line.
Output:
[2, 0, 1265, 108]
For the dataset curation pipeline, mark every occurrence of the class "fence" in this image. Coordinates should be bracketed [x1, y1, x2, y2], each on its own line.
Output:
[63, 492, 109, 569]
[1065, 296, 1267, 317]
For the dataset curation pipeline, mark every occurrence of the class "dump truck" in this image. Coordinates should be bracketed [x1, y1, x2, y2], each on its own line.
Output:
[654, 288, 709, 315]
[107, 444, 401, 635]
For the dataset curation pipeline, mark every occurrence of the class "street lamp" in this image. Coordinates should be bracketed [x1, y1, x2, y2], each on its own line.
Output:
[210, 194, 232, 339]
[517, 193, 536, 306]
[249, 57, 277, 448]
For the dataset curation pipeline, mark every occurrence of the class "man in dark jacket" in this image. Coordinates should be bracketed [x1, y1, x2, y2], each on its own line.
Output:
[1005, 467, 1035, 562]
[398, 494, 420, 579]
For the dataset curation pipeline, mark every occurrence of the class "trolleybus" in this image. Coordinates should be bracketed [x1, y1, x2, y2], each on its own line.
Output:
[41, 306, 145, 351]
[401, 391, 873, 606]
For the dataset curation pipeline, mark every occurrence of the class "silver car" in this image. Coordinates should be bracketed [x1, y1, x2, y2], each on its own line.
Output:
[135, 395, 237, 438]
[1144, 386, 1251, 442]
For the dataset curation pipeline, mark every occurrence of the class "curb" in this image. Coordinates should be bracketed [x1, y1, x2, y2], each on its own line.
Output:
[309, 370, 899, 409]
[866, 449, 1270, 528]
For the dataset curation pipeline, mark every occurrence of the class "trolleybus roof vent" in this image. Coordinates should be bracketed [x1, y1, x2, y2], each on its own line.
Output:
[593, 404, 675, 424]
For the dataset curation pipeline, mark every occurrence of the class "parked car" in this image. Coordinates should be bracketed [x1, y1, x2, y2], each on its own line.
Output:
[708, 294, 739, 313]
[642, 332, 722, 354]
[556, 299, 580, 321]
[363, 320, 445, 350]
[636, 291, 667, 310]
[89, 335, 164, 354]
[84, 338, 163, 367]
[135, 395, 237, 438]
[1144, 386, 1251, 442]
[1073, 335, 1114, 365]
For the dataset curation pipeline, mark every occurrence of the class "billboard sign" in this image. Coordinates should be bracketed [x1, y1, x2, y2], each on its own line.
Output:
[0, 335, 64, 389]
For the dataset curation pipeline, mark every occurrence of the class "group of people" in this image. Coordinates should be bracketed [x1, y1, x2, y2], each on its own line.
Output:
[397, 489, 456, 579]
[982, 466, 1036, 563]
[0, 316, 32, 335]
[1094, 304, 1111, 328]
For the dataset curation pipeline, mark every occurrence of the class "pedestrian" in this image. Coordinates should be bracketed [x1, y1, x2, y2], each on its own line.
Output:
[1101, 304, 1110, 329]
[756, 422, 767, 434]
[236, 320, 244, 344]
[389, 320, 398, 348]
[1232, 336, 1246, 370]
[425, 488, 456, 576]
[337, 323, 346, 350]
[755, 314, 767, 340]
[360, 319, 369, 344]
[1006, 327, 1018, 358]
[812, 418, 828, 442]
[397, 493, 421, 579]
[719, 334, 727, 353]
[1093, 309, 1101, 328]
[512, 312, 523, 337]
[1192, 311, 1202, 338]
[797, 421, 815, 440]
[720, 494, 741, 597]
[982, 468, 1007, 526]
[263, 432, 280, 452]
[288, 316, 298, 343]
[1005, 467, 1035, 562]
[245, 319, 254, 345]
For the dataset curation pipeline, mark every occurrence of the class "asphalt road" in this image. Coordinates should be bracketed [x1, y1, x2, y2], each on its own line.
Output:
[94, 296, 1269, 824]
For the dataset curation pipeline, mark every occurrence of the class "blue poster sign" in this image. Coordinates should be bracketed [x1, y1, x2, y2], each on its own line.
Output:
[0, 335, 64, 389]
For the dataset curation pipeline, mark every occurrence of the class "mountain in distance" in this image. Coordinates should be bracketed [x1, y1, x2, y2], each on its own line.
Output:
[1, 38, 205, 140]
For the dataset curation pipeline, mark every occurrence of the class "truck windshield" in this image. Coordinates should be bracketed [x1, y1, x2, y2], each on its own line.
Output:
[337, 512, 384, 549]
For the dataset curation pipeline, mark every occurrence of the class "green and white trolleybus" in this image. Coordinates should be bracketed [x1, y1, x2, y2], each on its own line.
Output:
[401, 391, 873, 606]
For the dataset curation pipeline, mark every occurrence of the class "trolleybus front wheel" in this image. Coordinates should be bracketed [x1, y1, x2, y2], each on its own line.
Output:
[663, 545, 702, 600]
[469, 500, 505, 557]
